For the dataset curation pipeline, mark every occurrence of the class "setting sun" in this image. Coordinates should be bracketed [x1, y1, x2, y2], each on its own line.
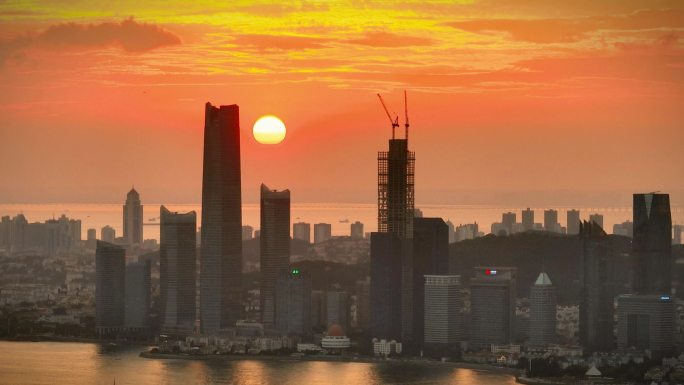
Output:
[252, 115, 286, 145]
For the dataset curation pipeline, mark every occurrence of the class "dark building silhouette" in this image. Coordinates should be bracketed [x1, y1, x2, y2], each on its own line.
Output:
[502, 212, 516, 234]
[567, 209, 580, 235]
[544, 209, 560, 233]
[529, 272, 556, 347]
[589, 213, 604, 230]
[351, 221, 364, 239]
[275, 268, 311, 335]
[311, 290, 326, 331]
[313, 223, 331, 243]
[125, 260, 151, 331]
[423, 275, 461, 355]
[469, 267, 516, 351]
[260, 184, 291, 329]
[617, 193, 674, 355]
[160, 206, 197, 334]
[123, 188, 143, 244]
[579, 220, 614, 354]
[412, 217, 449, 345]
[95, 241, 125, 337]
[370, 232, 403, 340]
[326, 288, 350, 334]
[522, 208, 534, 232]
[355, 277, 371, 331]
[293, 222, 311, 243]
[200, 102, 243, 333]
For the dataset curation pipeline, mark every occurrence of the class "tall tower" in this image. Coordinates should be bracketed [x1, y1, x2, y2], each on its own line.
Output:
[529, 272, 557, 347]
[200, 102, 243, 333]
[95, 241, 125, 337]
[260, 184, 291, 328]
[469, 267, 516, 351]
[374, 92, 416, 343]
[160, 206, 197, 334]
[123, 188, 143, 244]
[522, 208, 534, 232]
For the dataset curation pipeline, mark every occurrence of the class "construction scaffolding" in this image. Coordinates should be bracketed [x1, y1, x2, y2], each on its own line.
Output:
[377, 141, 415, 240]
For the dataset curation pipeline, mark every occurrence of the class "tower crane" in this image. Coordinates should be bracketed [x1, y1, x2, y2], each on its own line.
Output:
[377, 93, 399, 139]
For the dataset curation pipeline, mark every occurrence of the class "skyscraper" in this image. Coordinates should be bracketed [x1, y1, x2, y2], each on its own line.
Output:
[522, 208, 534, 232]
[327, 288, 350, 334]
[412, 217, 449, 345]
[567, 209, 580, 235]
[313, 223, 332, 243]
[445, 220, 456, 243]
[529, 272, 556, 347]
[260, 183, 290, 328]
[370, 232, 402, 340]
[617, 193, 674, 355]
[123, 188, 143, 244]
[423, 275, 461, 354]
[95, 241, 125, 337]
[469, 267, 516, 351]
[101, 225, 115, 244]
[502, 212, 516, 235]
[200, 102, 243, 333]
[124, 260, 151, 331]
[275, 268, 311, 335]
[355, 277, 371, 331]
[293, 222, 311, 243]
[589, 213, 604, 230]
[86, 228, 97, 249]
[543, 209, 559, 233]
[350, 221, 364, 239]
[160, 206, 197, 334]
[579, 220, 614, 354]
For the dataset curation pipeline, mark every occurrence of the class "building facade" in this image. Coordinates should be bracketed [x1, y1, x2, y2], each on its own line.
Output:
[469, 267, 516, 351]
[275, 269, 311, 335]
[529, 272, 557, 347]
[123, 188, 143, 244]
[423, 275, 461, 350]
[293, 222, 311, 243]
[95, 241, 126, 336]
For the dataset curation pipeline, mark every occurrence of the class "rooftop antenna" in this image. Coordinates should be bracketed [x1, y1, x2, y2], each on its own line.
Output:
[404, 90, 409, 141]
[377, 93, 399, 139]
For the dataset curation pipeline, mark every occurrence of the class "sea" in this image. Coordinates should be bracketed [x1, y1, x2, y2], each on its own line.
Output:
[0, 341, 517, 385]
[1, 202, 676, 242]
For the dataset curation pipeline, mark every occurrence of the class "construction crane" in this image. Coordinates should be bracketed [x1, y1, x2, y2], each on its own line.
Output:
[377, 93, 399, 139]
[404, 90, 409, 141]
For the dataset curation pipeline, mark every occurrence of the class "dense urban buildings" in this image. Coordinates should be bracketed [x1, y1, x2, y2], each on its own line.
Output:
[313, 223, 332, 243]
[469, 267, 516, 351]
[529, 272, 557, 347]
[200, 102, 244, 333]
[95, 241, 126, 337]
[423, 275, 461, 353]
[260, 184, 291, 329]
[293, 222, 311, 243]
[567, 209, 580, 235]
[123, 188, 143, 245]
[613, 220, 634, 237]
[275, 268, 311, 335]
[160, 206, 197, 334]
[579, 220, 615, 354]
[124, 260, 151, 331]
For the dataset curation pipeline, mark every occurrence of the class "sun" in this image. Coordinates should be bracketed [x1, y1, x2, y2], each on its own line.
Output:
[253, 115, 286, 144]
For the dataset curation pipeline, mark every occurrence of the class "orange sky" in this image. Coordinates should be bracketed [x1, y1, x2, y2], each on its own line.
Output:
[0, 1, 682, 207]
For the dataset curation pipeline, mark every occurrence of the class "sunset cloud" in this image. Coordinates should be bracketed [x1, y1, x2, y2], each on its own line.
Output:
[345, 31, 434, 47]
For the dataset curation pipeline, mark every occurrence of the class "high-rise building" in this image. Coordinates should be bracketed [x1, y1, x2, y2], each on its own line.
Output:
[313, 223, 331, 243]
[242, 225, 254, 241]
[355, 277, 371, 331]
[123, 188, 143, 245]
[0, 216, 10, 250]
[522, 208, 534, 232]
[326, 288, 350, 334]
[469, 267, 516, 351]
[160, 206, 197, 334]
[617, 193, 674, 355]
[529, 272, 556, 347]
[445, 220, 455, 243]
[502, 212, 516, 235]
[95, 241, 125, 337]
[86, 228, 97, 249]
[125, 260, 151, 331]
[260, 184, 290, 328]
[543, 209, 559, 233]
[101, 225, 116, 244]
[423, 275, 461, 352]
[674, 224, 683, 245]
[293, 222, 311, 243]
[311, 290, 326, 331]
[372, 113, 415, 343]
[275, 268, 311, 335]
[589, 213, 604, 230]
[613, 220, 634, 237]
[567, 209, 580, 235]
[200, 102, 243, 333]
[350, 221, 364, 239]
[578, 220, 614, 354]
[9, 214, 28, 253]
[412, 217, 449, 345]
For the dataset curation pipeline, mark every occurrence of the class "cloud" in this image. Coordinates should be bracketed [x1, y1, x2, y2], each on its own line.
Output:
[0, 18, 180, 64]
[345, 31, 434, 47]
[445, 9, 684, 43]
[230, 34, 330, 51]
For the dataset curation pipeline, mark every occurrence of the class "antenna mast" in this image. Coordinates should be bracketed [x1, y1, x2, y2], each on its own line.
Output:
[404, 90, 409, 141]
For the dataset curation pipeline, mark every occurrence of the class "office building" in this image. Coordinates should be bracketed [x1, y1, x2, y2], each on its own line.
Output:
[370, 232, 402, 340]
[242, 225, 254, 241]
[579, 220, 614, 353]
[313, 223, 331, 243]
[355, 277, 371, 331]
[160, 206, 197, 334]
[326, 288, 350, 334]
[522, 208, 534, 232]
[200, 102, 243, 333]
[101, 225, 116, 244]
[275, 268, 311, 335]
[86, 228, 97, 249]
[350, 221, 364, 239]
[95, 241, 125, 336]
[567, 209, 580, 235]
[423, 275, 461, 352]
[543, 209, 559, 233]
[589, 213, 604, 229]
[260, 184, 290, 328]
[469, 267, 516, 351]
[617, 294, 674, 354]
[293, 222, 311, 243]
[123, 188, 143, 244]
[529, 272, 556, 347]
[311, 290, 326, 331]
[125, 260, 151, 331]
[502, 212, 516, 235]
